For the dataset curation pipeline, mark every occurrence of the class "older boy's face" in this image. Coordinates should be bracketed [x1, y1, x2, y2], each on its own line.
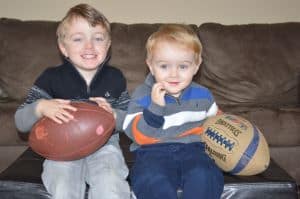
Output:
[147, 41, 201, 97]
[58, 17, 111, 72]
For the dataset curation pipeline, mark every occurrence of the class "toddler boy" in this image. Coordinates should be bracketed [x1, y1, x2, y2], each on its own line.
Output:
[123, 24, 224, 199]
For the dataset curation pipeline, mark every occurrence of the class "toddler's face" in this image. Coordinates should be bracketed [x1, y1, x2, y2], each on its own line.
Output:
[59, 17, 111, 72]
[147, 41, 200, 97]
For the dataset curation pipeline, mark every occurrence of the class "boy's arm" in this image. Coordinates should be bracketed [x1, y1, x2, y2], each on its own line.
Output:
[122, 86, 167, 145]
[111, 90, 130, 132]
[15, 86, 52, 133]
[15, 101, 40, 133]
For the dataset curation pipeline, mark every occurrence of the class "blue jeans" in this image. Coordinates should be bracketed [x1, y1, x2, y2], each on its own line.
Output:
[130, 142, 224, 199]
[42, 144, 130, 199]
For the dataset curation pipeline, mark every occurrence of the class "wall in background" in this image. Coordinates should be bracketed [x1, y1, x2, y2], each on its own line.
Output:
[0, 0, 299, 24]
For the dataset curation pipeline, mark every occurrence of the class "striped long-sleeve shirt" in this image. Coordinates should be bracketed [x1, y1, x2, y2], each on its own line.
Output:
[123, 74, 219, 151]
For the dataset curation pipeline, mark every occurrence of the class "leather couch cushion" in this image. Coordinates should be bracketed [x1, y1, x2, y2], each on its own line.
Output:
[0, 18, 63, 101]
[0, 147, 298, 199]
[221, 106, 300, 147]
[197, 23, 300, 107]
[0, 102, 26, 146]
[0, 85, 9, 102]
[271, 146, 300, 185]
[0, 146, 27, 173]
[109, 23, 161, 93]
[0, 102, 27, 145]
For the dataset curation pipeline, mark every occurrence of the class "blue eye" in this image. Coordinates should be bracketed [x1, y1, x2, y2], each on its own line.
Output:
[179, 64, 188, 69]
[95, 37, 105, 42]
[73, 38, 82, 42]
[159, 64, 168, 69]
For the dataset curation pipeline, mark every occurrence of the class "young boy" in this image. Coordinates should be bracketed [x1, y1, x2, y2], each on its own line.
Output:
[14, 4, 131, 199]
[123, 24, 224, 199]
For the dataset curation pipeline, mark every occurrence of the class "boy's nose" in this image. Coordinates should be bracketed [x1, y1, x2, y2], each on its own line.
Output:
[85, 40, 94, 49]
[170, 67, 178, 77]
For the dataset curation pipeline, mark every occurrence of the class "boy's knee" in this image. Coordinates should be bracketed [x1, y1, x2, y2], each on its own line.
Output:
[44, 177, 85, 199]
[132, 173, 177, 199]
[90, 171, 130, 199]
[133, 172, 173, 190]
[185, 166, 220, 182]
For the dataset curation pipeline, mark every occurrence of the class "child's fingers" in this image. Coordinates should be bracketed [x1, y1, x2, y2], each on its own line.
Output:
[152, 83, 166, 97]
[60, 109, 75, 120]
[53, 99, 77, 111]
[89, 97, 113, 113]
[48, 109, 74, 124]
[153, 83, 166, 94]
[49, 115, 63, 124]
[54, 99, 71, 104]
[89, 97, 106, 103]
[97, 102, 113, 113]
[151, 83, 166, 106]
[60, 104, 77, 112]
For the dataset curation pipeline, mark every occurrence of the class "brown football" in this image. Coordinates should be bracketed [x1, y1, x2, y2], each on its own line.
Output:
[29, 101, 115, 161]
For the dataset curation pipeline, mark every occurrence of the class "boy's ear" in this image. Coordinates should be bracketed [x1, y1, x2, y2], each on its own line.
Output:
[109, 39, 112, 46]
[198, 56, 202, 65]
[146, 58, 154, 75]
[58, 41, 68, 57]
[194, 56, 202, 74]
[197, 55, 202, 66]
[106, 39, 111, 50]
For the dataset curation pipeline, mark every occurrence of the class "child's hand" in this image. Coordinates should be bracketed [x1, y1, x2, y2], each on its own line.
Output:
[89, 97, 116, 118]
[36, 99, 77, 124]
[151, 82, 166, 106]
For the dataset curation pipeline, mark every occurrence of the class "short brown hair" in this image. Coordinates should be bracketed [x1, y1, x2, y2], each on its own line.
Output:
[57, 4, 111, 43]
[146, 24, 202, 64]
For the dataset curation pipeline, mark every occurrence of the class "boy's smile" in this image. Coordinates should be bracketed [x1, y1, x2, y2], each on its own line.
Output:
[147, 41, 200, 97]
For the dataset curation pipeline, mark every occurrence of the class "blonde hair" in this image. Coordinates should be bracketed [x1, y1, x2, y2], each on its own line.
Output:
[57, 4, 111, 43]
[146, 24, 202, 64]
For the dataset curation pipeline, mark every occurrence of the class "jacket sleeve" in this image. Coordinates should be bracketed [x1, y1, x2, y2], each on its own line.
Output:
[14, 70, 53, 133]
[113, 90, 130, 132]
[14, 85, 52, 133]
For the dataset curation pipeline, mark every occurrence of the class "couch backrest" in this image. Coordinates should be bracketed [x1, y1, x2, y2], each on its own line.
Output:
[109, 23, 160, 93]
[0, 19, 62, 101]
[0, 18, 300, 147]
[2, 19, 299, 108]
[197, 22, 300, 107]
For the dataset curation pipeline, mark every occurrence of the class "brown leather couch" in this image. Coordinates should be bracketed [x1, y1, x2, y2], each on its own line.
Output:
[0, 18, 299, 198]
